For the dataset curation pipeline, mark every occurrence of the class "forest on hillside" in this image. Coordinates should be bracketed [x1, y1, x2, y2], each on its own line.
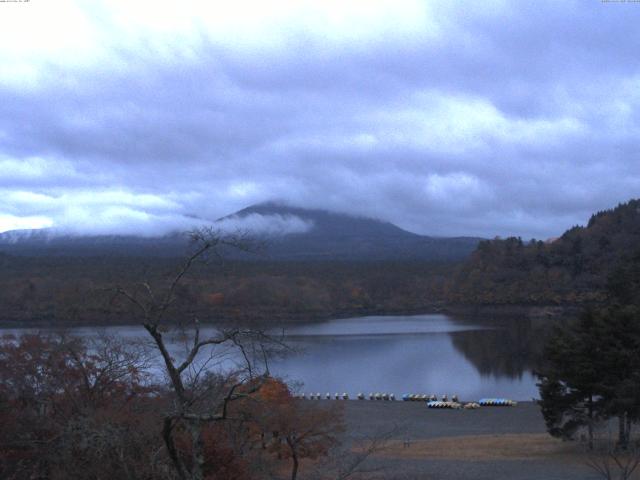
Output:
[448, 199, 640, 306]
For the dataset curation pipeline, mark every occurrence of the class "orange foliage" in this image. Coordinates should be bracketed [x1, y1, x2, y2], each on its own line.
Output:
[256, 377, 292, 404]
[201, 424, 250, 480]
[205, 292, 225, 306]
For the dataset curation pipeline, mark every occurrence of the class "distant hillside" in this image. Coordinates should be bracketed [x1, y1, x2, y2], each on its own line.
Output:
[0, 229, 189, 257]
[448, 199, 640, 305]
[0, 203, 482, 262]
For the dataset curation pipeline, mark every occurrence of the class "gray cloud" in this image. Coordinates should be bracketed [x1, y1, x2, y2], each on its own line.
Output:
[1, 1, 639, 238]
[216, 213, 314, 236]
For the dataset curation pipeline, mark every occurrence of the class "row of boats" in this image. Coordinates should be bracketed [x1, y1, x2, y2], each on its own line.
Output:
[425, 399, 517, 409]
[295, 392, 517, 407]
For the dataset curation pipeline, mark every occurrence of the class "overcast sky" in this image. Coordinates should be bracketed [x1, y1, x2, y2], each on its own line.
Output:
[1, 0, 639, 238]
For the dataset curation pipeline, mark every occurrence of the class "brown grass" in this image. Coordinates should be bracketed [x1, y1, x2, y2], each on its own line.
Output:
[375, 434, 584, 462]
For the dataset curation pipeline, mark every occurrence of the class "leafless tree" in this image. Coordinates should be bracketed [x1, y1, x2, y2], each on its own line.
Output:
[305, 427, 398, 480]
[585, 439, 640, 480]
[113, 228, 288, 480]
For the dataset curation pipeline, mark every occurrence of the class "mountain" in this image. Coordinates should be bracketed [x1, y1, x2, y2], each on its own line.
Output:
[0, 203, 482, 261]
[221, 203, 482, 261]
[448, 199, 640, 305]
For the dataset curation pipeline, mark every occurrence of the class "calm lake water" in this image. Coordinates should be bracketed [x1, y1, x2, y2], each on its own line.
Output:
[2, 314, 545, 400]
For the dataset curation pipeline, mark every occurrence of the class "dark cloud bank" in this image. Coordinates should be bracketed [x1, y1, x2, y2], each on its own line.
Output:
[1, 1, 639, 239]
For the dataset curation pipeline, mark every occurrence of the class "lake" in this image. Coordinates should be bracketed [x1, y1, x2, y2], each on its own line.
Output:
[2, 313, 545, 400]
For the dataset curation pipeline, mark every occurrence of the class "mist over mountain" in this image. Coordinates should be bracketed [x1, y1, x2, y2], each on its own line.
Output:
[0, 203, 482, 261]
[223, 203, 482, 261]
[0, 228, 189, 257]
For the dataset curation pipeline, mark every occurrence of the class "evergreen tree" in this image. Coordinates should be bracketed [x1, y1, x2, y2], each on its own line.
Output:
[537, 310, 606, 448]
[595, 306, 640, 447]
[537, 307, 640, 448]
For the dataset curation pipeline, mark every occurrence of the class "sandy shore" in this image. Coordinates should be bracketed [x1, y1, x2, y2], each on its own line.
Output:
[330, 400, 607, 480]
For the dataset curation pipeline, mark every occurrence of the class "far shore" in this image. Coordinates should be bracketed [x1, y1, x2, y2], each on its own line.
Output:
[0, 303, 579, 329]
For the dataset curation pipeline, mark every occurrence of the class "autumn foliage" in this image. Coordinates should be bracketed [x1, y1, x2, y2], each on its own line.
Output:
[0, 335, 345, 480]
[0, 333, 164, 479]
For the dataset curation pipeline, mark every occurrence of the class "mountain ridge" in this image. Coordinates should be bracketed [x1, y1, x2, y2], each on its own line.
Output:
[221, 202, 482, 261]
[0, 202, 482, 261]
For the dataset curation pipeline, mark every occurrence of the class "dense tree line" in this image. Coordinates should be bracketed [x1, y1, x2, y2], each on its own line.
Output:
[0, 256, 454, 327]
[449, 199, 640, 306]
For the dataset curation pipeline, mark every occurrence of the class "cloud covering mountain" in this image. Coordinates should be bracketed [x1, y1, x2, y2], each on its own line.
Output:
[0, 202, 481, 260]
[1, 1, 640, 238]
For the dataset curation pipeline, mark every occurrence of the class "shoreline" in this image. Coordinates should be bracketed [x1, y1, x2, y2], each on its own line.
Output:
[0, 303, 578, 329]
[339, 400, 595, 479]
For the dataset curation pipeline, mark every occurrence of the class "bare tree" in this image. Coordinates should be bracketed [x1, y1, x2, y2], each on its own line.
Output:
[581, 417, 640, 480]
[113, 228, 287, 480]
[303, 427, 398, 480]
[585, 442, 640, 480]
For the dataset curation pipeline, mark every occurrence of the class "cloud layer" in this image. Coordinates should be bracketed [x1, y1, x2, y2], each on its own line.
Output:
[1, 0, 640, 238]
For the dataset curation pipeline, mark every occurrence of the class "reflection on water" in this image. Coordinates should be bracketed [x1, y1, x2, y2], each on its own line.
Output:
[271, 314, 545, 400]
[448, 316, 548, 379]
[1, 314, 551, 400]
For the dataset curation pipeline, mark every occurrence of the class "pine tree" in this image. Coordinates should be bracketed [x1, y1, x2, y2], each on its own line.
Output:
[537, 307, 640, 449]
[537, 310, 606, 448]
